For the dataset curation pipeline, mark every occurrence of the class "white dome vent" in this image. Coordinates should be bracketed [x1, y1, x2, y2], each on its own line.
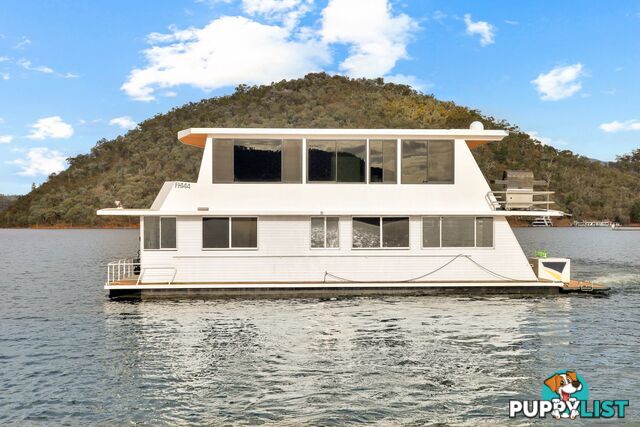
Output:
[469, 121, 484, 131]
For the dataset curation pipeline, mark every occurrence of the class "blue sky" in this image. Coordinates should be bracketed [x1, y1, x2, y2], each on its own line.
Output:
[1, 0, 639, 194]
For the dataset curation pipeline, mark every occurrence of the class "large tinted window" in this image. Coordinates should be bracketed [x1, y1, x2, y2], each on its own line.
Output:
[402, 140, 428, 183]
[422, 217, 441, 247]
[231, 218, 258, 248]
[213, 139, 234, 183]
[144, 216, 160, 249]
[282, 139, 302, 183]
[475, 217, 494, 247]
[203, 217, 229, 248]
[441, 217, 475, 247]
[308, 140, 366, 182]
[428, 140, 454, 183]
[234, 139, 281, 182]
[307, 140, 336, 181]
[382, 217, 409, 247]
[352, 217, 380, 248]
[369, 140, 397, 183]
[402, 140, 454, 184]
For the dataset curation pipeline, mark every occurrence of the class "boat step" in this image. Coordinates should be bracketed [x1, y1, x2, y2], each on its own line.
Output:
[561, 280, 609, 294]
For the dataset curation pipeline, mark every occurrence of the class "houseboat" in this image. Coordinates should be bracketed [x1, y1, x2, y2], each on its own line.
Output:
[98, 123, 575, 298]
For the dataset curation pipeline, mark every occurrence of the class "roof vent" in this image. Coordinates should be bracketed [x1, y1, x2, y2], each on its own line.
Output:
[469, 121, 484, 131]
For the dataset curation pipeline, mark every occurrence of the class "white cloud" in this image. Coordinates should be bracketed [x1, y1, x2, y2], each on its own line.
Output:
[1, 71, 9, 80]
[320, 0, 418, 77]
[122, 16, 330, 101]
[0, 135, 13, 144]
[9, 147, 68, 176]
[161, 91, 177, 97]
[527, 131, 569, 148]
[109, 116, 137, 130]
[18, 59, 54, 74]
[531, 63, 584, 101]
[27, 116, 74, 140]
[14, 37, 31, 49]
[463, 14, 495, 46]
[504, 20, 519, 25]
[242, 0, 312, 28]
[599, 119, 640, 133]
[0, 56, 9, 62]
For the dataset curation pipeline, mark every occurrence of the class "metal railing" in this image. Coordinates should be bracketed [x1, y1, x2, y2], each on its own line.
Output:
[106, 258, 176, 286]
[486, 190, 555, 211]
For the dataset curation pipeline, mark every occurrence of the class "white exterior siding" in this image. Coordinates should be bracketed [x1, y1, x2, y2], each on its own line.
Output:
[140, 216, 536, 283]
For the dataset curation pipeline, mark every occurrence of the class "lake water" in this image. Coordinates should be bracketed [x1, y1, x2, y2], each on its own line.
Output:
[0, 228, 638, 425]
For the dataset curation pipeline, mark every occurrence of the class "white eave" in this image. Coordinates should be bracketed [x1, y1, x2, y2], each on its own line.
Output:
[97, 208, 565, 217]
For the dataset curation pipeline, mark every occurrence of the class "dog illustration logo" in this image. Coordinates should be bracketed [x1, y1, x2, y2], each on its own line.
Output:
[543, 371, 586, 419]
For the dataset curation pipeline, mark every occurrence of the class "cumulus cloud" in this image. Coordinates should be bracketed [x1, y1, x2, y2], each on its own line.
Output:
[9, 147, 68, 176]
[385, 73, 433, 92]
[599, 119, 640, 133]
[123, 0, 419, 100]
[321, 0, 417, 77]
[531, 63, 584, 101]
[242, 0, 312, 28]
[27, 116, 74, 140]
[463, 14, 495, 46]
[109, 116, 137, 130]
[122, 16, 330, 101]
[0, 134, 13, 144]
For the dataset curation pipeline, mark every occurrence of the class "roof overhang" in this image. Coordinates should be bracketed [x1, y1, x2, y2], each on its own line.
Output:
[177, 128, 508, 149]
[98, 208, 564, 217]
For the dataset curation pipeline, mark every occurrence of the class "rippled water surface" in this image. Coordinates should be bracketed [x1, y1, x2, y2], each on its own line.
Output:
[0, 228, 639, 425]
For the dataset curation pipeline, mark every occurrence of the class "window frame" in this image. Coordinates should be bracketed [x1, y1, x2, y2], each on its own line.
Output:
[351, 216, 410, 250]
[401, 139, 455, 185]
[309, 216, 341, 249]
[143, 215, 177, 251]
[368, 139, 398, 184]
[202, 216, 259, 250]
[420, 216, 495, 249]
[212, 138, 303, 184]
[306, 139, 367, 184]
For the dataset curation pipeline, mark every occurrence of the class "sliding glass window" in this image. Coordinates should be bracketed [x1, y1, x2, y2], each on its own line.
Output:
[212, 139, 302, 183]
[143, 216, 176, 250]
[423, 216, 494, 248]
[308, 140, 366, 182]
[422, 217, 441, 248]
[310, 217, 339, 248]
[401, 140, 454, 184]
[203, 217, 257, 249]
[234, 139, 281, 182]
[352, 217, 409, 248]
[369, 139, 397, 183]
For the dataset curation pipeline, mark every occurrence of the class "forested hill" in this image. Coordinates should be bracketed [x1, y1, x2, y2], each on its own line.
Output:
[1, 73, 639, 227]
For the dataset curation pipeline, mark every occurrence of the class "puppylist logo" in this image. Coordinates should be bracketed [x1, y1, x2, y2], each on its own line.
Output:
[509, 370, 629, 420]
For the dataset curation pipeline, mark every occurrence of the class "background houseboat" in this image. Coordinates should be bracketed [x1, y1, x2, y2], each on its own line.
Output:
[98, 123, 570, 298]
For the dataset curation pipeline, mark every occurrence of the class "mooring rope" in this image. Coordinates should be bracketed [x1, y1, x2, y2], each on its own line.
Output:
[323, 254, 526, 283]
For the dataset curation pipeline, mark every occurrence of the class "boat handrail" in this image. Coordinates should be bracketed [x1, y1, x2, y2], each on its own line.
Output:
[106, 258, 176, 285]
[486, 190, 555, 211]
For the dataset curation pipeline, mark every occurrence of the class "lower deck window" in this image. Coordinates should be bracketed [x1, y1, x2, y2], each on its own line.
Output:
[311, 217, 339, 248]
[423, 216, 494, 248]
[203, 217, 257, 249]
[352, 217, 409, 248]
[143, 216, 176, 250]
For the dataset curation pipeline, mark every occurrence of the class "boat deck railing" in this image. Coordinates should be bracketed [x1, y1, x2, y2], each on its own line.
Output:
[107, 258, 177, 286]
[486, 190, 555, 211]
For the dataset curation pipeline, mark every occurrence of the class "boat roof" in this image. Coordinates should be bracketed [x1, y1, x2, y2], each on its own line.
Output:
[177, 128, 509, 149]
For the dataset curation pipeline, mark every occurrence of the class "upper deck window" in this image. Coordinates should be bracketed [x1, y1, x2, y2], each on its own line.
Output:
[212, 139, 302, 183]
[307, 140, 366, 182]
[401, 140, 454, 184]
[369, 139, 397, 183]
